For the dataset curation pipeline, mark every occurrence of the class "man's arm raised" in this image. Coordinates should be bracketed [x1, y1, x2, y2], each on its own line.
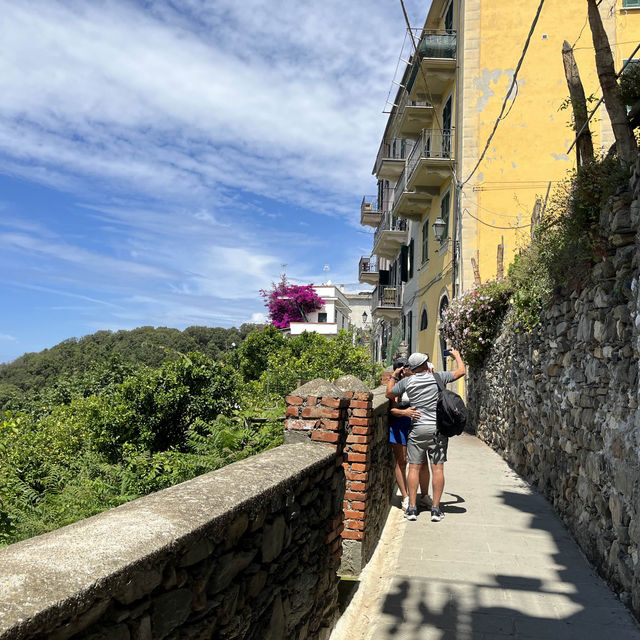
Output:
[450, 349, 466, 380]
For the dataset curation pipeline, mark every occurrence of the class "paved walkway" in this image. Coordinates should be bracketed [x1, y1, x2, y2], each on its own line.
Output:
[332, 433, 640, 640]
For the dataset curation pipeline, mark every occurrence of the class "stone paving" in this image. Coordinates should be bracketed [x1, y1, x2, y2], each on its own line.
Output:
[335, 433, 640, 640]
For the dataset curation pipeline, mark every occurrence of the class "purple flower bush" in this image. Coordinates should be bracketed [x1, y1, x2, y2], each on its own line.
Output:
[439, 280, 512, 368]
[260, 276, 325, 329]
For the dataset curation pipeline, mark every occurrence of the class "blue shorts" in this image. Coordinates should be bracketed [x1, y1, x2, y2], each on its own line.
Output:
[389, 417, 412, 445]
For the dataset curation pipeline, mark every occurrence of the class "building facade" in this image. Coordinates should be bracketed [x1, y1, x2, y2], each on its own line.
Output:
[359, 0, 640, 372]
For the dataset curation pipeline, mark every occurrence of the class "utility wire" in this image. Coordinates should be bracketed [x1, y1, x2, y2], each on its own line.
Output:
[460, 0, 546, 188]
[463, 208, 531, 230]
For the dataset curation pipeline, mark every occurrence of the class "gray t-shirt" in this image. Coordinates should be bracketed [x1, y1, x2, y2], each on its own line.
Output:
[391, 371, 454, 429]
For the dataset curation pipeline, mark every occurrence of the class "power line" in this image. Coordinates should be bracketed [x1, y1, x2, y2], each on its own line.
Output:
[463, 208, 531, 230]
[460, 0, 546, 188]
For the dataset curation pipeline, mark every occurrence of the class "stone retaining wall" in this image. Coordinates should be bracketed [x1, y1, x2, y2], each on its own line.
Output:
[468, 160, 640, 619]
[0, 443, 345, 640]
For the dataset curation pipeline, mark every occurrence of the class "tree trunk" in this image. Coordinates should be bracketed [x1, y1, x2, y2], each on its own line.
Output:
[586, 0, 637, 164]
[562, 40, 594, 168]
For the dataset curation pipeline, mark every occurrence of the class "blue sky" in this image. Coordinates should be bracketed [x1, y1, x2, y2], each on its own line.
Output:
[0, 0, 427, 363]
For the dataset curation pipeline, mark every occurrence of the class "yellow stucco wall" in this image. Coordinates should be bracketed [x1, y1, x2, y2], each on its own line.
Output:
[416, 0, 639, 372]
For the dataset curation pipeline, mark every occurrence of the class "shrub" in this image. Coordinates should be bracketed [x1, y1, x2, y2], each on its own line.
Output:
[439, 280, 513, 368]
[620, 61, 640, 107]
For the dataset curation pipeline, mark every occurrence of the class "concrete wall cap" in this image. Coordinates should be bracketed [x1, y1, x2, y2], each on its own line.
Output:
[292, 378, 347, 398]
[333, 375, 371, 394]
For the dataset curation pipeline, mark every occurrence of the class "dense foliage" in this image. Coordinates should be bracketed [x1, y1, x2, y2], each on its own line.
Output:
[508, 155, 629, 330]
[439, 280, 513, 368]
[0, 324, 259, 413]
[620, 61, 640, 107]
[260, 275, 325, 329]
[0, 325, 377, 545]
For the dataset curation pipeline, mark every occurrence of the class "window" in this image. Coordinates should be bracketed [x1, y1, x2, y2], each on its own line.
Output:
[421, 220, 429, 264]
[440, 190, 451, 241]
[623, 0, 640, 7]
[444, 1, 454, 30]
[318, 312, 327, 323]
[420, 308, 428, 331]
[406, 310, 413, 353]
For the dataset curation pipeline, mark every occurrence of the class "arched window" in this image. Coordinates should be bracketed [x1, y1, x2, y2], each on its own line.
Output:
[420, 308, 428, 331]
[439, 296, 449, 320]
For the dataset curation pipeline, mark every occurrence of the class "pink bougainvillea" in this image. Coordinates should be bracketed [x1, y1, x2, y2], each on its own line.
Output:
[260, 275, 325, 329]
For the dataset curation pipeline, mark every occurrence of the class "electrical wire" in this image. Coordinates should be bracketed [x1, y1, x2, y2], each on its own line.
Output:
[460, 0, 547, 188]
[461, 192, 532, 218]
[462, 207, 531, 230]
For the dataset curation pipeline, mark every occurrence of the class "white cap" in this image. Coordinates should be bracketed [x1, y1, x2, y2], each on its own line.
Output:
[407, 352, 429, 370]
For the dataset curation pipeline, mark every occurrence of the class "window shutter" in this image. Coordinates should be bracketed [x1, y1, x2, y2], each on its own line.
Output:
[379, 269, 390, 285]
[623, 0, 640, 7]
[408, 239, 414, 278]
[400, 245, 409, 282]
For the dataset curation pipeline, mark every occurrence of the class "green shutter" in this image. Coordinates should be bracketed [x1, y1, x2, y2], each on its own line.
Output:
[623, 0, 640, 8]
[441, 191, 451, 240]
[421, 220, 429, 263]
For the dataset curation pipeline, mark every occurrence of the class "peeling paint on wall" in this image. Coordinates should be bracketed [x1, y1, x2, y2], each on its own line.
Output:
[474, 69, 515, 112]
[551, 153, 570, 162]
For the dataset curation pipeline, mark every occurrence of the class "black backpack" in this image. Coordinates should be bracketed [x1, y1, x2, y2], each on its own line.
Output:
[432, 373, 467, 437]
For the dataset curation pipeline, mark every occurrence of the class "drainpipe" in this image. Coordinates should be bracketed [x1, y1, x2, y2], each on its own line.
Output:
[453, 0, 464, 298]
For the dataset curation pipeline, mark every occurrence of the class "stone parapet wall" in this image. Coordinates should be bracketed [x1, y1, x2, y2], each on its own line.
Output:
[468, 160, 640, 619]
[0, 444, 345, 640]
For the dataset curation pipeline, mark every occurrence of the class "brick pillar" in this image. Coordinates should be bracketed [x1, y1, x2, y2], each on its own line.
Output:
[284, 378, 349, 567]
[284, 378, 349, 453]
[334, 375, 375, 575]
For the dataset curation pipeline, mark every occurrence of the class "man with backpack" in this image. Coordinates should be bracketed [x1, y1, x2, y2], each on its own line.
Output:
[386, 349, 466, 522]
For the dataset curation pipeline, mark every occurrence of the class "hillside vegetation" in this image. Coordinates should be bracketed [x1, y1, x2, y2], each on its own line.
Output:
[0, 325, 379, 546]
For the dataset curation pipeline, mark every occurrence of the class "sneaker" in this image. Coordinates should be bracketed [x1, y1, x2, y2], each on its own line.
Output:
[405, 506, 418, 521]
[430, 507, 445, 522]
[419, 494, 432, 509]
[401, 496, 409, 511]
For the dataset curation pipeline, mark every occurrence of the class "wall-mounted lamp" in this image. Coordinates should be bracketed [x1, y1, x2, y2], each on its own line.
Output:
[362, 311, 368, 324]
[432, 217, 447, 242]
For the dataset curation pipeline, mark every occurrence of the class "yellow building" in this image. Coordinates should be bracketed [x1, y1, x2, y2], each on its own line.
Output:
[359, 0, 640, 378]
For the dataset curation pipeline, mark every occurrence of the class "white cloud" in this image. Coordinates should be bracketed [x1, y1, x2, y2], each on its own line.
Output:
[0, 0, 425, 210]
[0, 334, 16, 341]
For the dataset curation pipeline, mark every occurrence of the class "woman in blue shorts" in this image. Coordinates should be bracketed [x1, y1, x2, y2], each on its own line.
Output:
[388, 359, 419, 510]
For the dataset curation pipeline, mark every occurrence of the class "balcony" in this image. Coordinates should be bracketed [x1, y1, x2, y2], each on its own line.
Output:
[358, 256, 379, 285]
[372, 285, 402, 322]
[396, 94, 434, 137]
[391, 166, 437, 221]
[372, 211, 408, 260]
[373, 138, 410, 180]
[405, 128, 454, 192]
[360, 196, 383, 228]
[406, 31, 457, 102]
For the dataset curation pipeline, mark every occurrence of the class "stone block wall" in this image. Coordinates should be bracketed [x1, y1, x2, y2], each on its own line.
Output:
[284, 377, 395, 577]
[467, 159, 640, 619]
[0, 444, 345, 640]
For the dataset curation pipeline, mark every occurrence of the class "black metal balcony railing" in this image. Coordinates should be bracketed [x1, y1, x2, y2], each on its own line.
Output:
[393, 169, 408, 204]
[374, 138, 411, 175]
[406, 128, 454, 183]
[406, 30, 457, 94]
[373, 211, 407, 249]
[374, 285, 402, 309]
[359, 255, 378, 275]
